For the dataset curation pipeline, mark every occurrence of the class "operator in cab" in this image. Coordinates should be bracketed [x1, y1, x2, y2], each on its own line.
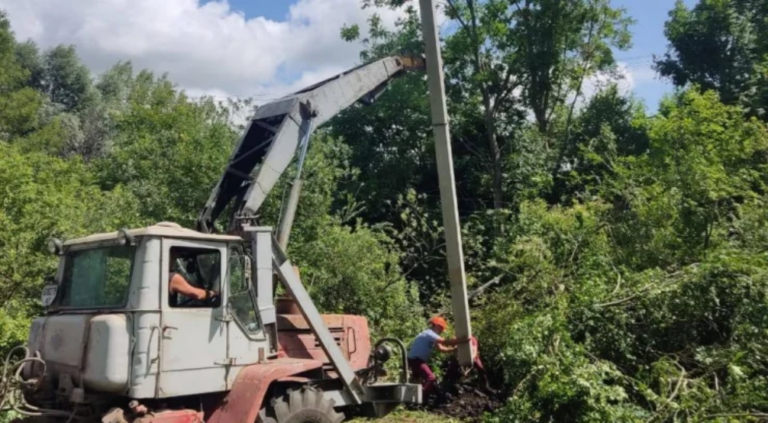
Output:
[168, 250, 217, 304]
[407, 316, 469, 400]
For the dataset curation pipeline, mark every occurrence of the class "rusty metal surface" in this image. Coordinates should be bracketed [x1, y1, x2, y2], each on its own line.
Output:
[274, 297, 299, 314]
[276, 314, 345, 331]
[398, 56, 426, 70]
[133, 410, 204, 423]
[345, 316, 371, 371]
[276, 314, 371, 372]
[206, 358, 323, 423]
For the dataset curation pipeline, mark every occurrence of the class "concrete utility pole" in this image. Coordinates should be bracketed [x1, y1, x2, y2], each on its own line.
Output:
[418, 0, 473, 367]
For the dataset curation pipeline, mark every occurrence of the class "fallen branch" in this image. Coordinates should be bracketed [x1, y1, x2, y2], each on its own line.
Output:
[512, 368, 540, 398]
[468, 276, 502, 300]
[437, 275, 503, 315]
[594, 265, 698, 308]
[704, 412, 768, 420]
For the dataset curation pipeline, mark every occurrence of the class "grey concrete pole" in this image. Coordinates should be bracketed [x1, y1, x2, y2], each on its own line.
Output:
[418, 0, 473, 367]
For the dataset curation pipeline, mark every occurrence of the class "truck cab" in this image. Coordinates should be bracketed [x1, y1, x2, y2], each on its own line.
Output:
[29, 222, 260, 398]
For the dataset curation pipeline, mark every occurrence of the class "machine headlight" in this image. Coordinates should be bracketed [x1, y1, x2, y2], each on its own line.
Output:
[374, 344, 393, 363]
[47, 238, 63, 255]
[117, 228, 135, 246]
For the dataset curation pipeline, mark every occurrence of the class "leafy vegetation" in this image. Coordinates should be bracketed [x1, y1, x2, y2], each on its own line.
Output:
[2, 0, 768, 421]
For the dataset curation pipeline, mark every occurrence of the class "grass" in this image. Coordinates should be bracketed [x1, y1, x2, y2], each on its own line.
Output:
[349, 409, 459, 423]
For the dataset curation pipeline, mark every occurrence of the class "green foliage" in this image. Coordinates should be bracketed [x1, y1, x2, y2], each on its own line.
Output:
[0, 12, 42, 140]
[0, 143, 141, 355]
[468, 89, 768, 421]
[293, 218, 422, 339]
[656, 0, 768, 120]
[95, 69, 237, 226]
[41, 45, 96, 112]
[608, 89, 768, 267]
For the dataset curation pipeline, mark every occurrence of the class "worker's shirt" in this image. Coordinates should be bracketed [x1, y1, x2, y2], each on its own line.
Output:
[408, 329, 441, 361]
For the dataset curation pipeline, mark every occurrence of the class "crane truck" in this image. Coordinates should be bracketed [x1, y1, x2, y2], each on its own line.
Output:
[1, 56, 429, 423]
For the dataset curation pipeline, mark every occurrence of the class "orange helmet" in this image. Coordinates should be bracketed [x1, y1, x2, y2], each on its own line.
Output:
[428, 316, 448, 330]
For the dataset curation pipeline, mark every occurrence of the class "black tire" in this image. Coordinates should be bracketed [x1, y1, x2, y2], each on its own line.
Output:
[258, 386, 344, 423]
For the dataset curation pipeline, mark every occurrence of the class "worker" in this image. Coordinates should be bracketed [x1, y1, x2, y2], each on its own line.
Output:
[407, 316, 469, 399]
[168, 250, 217, 305]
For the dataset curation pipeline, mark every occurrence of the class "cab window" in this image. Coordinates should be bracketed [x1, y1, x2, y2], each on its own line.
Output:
[168, 246, 221, 308]
[228, 246, 261, 334]
[59, 245, 135, 309]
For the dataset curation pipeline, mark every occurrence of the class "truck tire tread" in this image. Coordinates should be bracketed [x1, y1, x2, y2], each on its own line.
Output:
[258, 386, 343, 423]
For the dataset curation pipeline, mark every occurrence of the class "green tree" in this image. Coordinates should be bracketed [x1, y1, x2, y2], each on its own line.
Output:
[0, 142, 140, 355]
[608, 89, 768, 268]
[475, 88, 768, 418]
[552, 84, 650, 203]
[95, 70, 237, 226]
[14, 40, 45, 90]
[42, 45, 96, 112]
[0, 11, 41, 140]
[343, 0, 632, 215]
[656, 0, 768, 119]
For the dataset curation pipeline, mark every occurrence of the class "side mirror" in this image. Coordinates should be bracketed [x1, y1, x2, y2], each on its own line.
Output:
[117, 228, 136, 246]
[47, 238, 63, 255]
[41, 275, 59, 308]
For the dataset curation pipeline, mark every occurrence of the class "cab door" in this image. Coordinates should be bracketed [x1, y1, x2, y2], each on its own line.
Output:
[158, 239, 228, 397]
[224, 244, 271, 387]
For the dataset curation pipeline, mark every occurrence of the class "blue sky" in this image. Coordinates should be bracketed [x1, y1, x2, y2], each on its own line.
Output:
[220, 0, 695, 112]
[217, 0, 293, 21]
[612, 0, 697, 110]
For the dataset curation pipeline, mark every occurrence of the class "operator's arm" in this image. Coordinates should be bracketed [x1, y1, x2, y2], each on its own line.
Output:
[436, 343, 457, 353]
[169, 273, 210, 300]
[436, 336, 471, 347]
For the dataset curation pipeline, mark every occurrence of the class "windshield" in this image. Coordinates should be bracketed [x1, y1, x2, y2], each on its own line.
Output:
[59, 245, 135, 308]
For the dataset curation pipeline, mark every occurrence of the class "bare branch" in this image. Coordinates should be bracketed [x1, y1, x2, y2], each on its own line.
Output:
[704, 412, 768, 420]
[594, 267, 694, 308]
[444, 0, 472, 39]
[468, 275, 502, 300]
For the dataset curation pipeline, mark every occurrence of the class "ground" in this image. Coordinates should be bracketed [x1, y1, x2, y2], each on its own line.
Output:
[349, 383, 503, 423]
[349, 410, 457, 423]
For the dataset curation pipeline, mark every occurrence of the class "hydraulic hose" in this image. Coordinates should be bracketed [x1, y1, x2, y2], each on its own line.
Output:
[1, 347, 74, 419]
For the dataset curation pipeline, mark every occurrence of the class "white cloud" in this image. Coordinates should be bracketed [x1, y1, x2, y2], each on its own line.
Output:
[627, 63, 660, 87]
[582, 62, 635, 99]
[0, 0, 409, 99]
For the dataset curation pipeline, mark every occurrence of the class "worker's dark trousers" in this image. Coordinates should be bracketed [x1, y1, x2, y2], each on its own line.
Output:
[407, 358, 437, 396]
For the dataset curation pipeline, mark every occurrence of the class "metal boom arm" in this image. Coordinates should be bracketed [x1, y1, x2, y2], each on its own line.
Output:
[196, 56, 425, 234]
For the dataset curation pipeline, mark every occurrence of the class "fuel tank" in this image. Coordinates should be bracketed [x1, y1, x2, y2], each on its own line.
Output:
[26, 314, 131, 393]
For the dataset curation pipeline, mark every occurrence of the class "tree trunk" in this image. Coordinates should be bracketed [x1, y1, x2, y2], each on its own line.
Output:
[482, 95, 504, 211]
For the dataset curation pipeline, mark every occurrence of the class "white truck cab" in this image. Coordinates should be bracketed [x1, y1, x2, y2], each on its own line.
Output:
[28, 222, 273, 399]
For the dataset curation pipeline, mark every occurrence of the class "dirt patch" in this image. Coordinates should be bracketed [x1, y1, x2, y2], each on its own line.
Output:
[429, 384, 504, 422]
[420, 355, 505, 422]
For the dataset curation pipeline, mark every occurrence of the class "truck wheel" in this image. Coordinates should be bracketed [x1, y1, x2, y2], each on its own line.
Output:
[258, 386, 344, 423]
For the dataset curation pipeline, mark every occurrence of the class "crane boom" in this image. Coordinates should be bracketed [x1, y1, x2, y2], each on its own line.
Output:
[196, 55, 425, 233]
